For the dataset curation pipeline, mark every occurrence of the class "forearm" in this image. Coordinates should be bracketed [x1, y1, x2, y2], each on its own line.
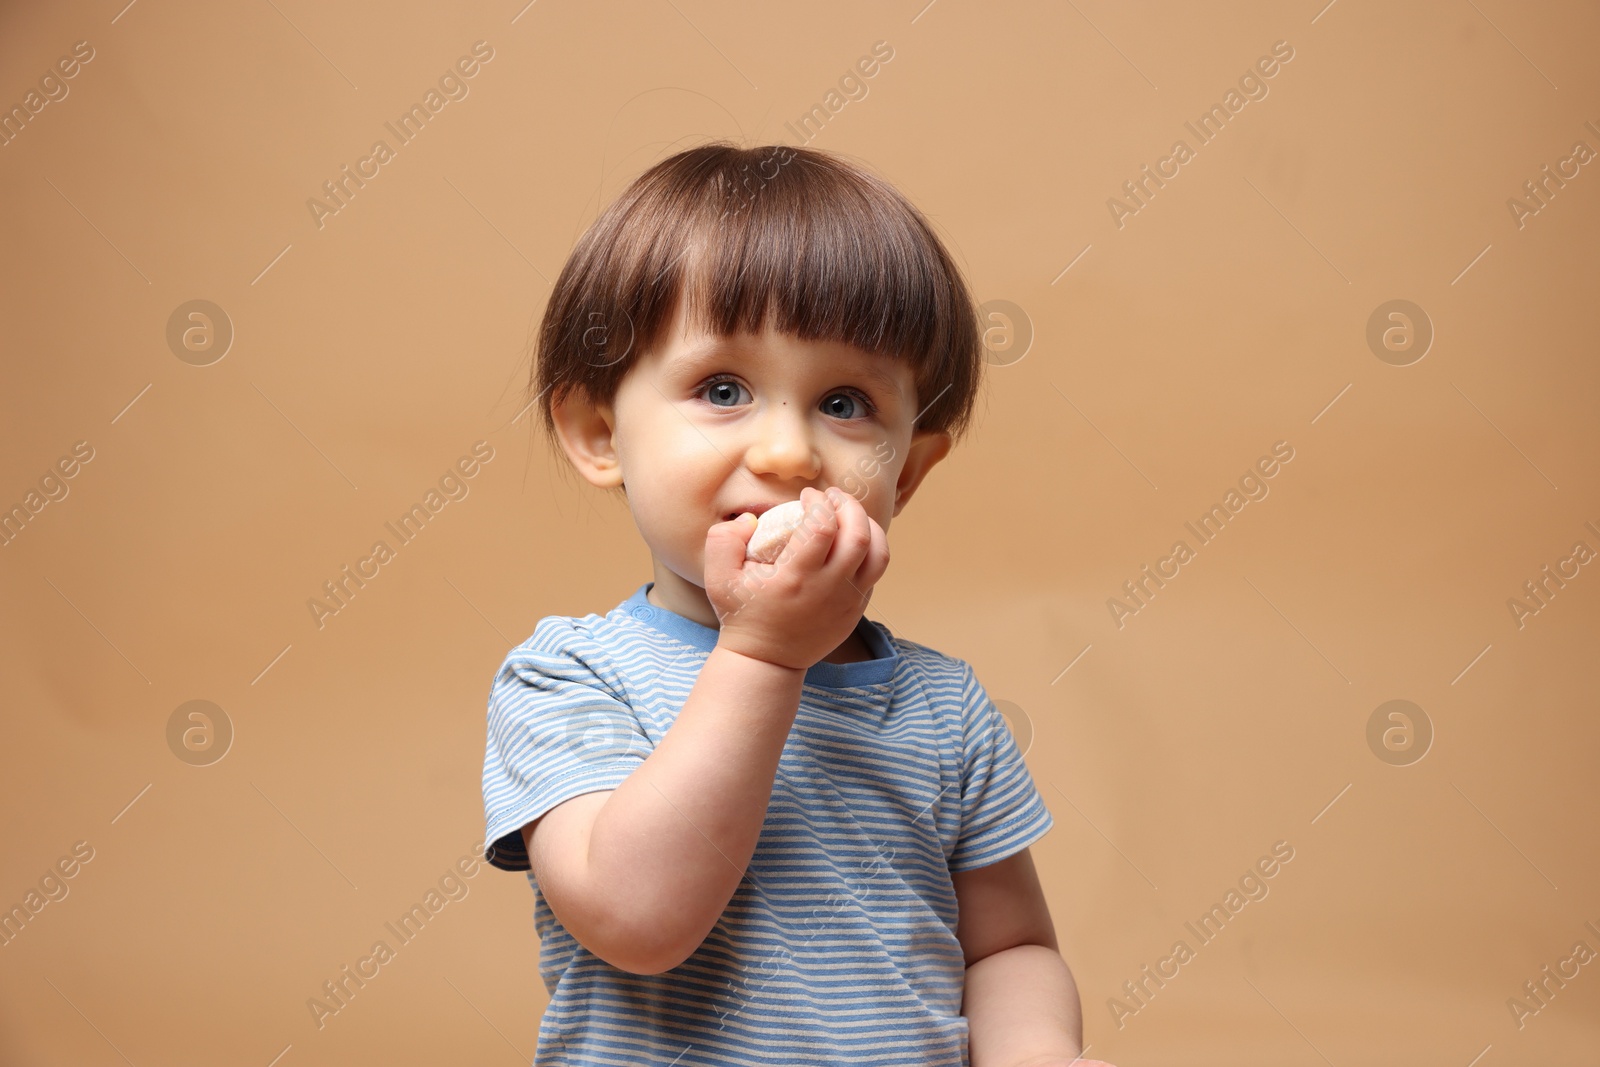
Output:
[964, 943, 1084, 1067]
[586, 642, 803, 968]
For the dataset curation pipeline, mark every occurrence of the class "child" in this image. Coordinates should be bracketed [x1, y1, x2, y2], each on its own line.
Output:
[481, 142, 1103, 1067]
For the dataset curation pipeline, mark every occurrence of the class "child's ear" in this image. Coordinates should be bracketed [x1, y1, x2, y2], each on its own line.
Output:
[891, 429, 953, 517]
[551, 388, 625, 489]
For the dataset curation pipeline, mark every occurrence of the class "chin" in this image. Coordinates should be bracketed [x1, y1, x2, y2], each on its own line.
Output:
[660, 557, 708, 591]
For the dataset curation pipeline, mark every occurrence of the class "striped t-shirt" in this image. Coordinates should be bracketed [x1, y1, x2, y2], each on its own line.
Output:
[480, 581, 1055, 1066]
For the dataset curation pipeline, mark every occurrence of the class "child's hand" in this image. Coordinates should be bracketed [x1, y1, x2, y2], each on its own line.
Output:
[705, 485, 888, 671]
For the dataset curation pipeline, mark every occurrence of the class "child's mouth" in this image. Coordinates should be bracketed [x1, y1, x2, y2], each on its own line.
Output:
[723, 502, 781, 522]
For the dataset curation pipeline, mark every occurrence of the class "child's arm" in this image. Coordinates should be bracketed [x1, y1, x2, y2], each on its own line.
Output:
[525, 486, 888, 975]
[955, 848, 1092, 1067]
[524, 642, 805, 974]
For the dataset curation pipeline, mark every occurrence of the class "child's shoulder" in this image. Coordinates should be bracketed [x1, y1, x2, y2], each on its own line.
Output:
[875, 626, 981, 687]
[520, 606, 612, 648]
[508, 593, 658, 651]
[490, 605, 628, 681]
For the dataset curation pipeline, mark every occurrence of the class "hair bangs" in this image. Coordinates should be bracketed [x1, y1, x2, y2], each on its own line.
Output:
[532, 142, 981, 448]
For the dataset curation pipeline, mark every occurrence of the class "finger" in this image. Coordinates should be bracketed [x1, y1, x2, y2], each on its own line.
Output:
[776, 486, 836, 568]
[853, 513, 890, 589]
[825, 487, 871, 574]
[705, 512, 758, 592]
[782, 486, 836, 565]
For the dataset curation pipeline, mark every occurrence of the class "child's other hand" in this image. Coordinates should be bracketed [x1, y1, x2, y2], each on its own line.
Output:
[705, 485, 888, 671]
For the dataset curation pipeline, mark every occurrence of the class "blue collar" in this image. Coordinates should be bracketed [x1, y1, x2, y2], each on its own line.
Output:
[618, 582, 898, 689]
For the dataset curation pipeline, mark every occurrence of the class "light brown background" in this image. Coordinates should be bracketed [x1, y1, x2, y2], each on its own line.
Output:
[2, 1, 1597, 1064]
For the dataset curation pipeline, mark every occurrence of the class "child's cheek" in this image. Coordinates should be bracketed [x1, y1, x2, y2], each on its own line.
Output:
[841, 441, 897, 502]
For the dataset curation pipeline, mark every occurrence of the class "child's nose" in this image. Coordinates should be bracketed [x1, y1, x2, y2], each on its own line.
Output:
[744, 407, 821, 480]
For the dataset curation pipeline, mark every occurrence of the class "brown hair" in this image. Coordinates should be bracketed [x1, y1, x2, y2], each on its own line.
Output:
[527, 141, 984, 457]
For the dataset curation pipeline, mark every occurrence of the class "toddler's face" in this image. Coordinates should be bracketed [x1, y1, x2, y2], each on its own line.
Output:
[569, 294, 948, 604]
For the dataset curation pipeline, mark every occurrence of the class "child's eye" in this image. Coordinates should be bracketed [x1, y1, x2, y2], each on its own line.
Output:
[821, 389, 876, 420]
[696, 377, 876, 419]
[699, 377, 749, 407]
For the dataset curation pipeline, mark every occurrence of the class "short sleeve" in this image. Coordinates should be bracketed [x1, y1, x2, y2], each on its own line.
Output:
[481, 617, 655, 872]
[947, 663, 1055, 872]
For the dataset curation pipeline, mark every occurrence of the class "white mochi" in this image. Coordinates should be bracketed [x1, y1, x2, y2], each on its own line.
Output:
[745, 500, 809, 563]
